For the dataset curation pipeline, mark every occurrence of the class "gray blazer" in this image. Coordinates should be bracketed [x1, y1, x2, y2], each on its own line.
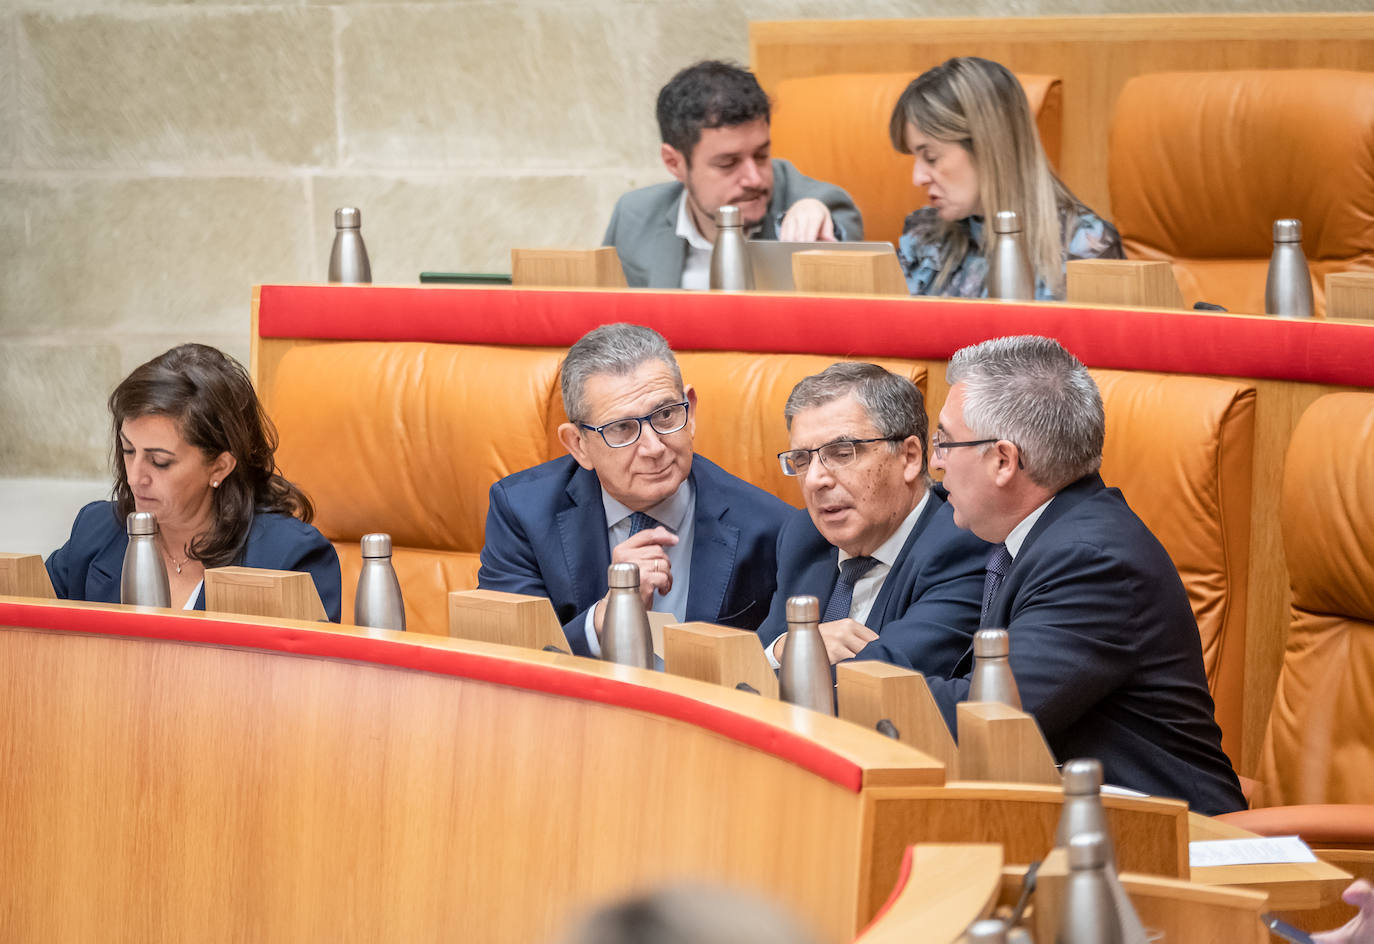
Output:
[600, 158, 863, 288]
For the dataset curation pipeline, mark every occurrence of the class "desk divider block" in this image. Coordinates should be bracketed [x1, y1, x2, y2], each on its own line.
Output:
[792, 250, 909, 296]
[957, 701, 1062, 786]
[510, 247, 628, 288]
[662, 622, 779, 699]
[1325, 272, 1374, 321]
[448, 588, 567, 651]
[1067, 259, 1185, 309]
[0, 553, 57, 600]
[837, 661, 959, 778]
[205, 566, 327, 621]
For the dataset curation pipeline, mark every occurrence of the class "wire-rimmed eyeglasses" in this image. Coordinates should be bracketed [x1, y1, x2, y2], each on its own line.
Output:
[777, 437, 902, 476]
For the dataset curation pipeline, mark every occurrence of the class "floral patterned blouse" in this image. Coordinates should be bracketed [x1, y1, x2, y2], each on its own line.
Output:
[897, 205, 1123, 300]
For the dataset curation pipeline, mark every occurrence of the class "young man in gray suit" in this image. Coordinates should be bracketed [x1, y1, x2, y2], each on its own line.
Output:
[602, 60, 863, 289]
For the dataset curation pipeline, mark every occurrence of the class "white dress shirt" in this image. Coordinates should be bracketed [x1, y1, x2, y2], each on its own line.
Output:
[675, 194, 715, 291]
[581, 479, 696, 657]
[1003, 498, 1053, 559]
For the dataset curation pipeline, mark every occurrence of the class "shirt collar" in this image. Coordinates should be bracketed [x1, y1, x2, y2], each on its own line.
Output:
[837, 488, 931, 568]
[1004, 497, 1053, 558]
[602, 476, 694, 534]
[675, 191, 764, 250]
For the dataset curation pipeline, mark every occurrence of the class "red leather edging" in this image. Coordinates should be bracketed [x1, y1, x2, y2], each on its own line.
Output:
[256, 284, 1374, 389]
[854, 844, 917, 940]
[0, 599, 863, 793]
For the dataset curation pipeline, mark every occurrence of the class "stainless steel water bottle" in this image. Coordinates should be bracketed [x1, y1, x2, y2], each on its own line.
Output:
[709, 205, 755, 291]
[1059, 832, 1124, 944]
[354, 532, 406, 631]
[988, 210, 1035, 301]
[328, 207, 372, 284]
[121, 511, 171, 607]
[778, 595, 834, 715]
[1056, 758, 1114, 863]
[1264, 218, 1314, 319]
[601, 562, 653, 668]
[965, 918, 1011, 943]
[969, 628, 1022, 709]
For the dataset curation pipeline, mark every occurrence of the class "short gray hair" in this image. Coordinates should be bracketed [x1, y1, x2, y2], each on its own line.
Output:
[560, 323, 683, 423]
[946, 335, 1103, 491]
[784, 362, 929, 474]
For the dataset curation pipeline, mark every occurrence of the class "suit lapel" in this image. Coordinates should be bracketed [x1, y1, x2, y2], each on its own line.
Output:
[686, 464, 739, 623]
[556, 467, 612, 611]
[649, 197, 688, 289]
[869, 492, 942, 626]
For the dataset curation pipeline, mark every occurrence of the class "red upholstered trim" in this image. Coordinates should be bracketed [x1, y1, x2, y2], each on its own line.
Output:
[855, 844, 917, 940]
[256, 284, 1374, 388]
[0, 600, 863, 793]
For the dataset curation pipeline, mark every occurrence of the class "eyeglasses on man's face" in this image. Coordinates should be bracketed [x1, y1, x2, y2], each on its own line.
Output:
[930, 430, 998, 460]
[777, 437, 902, 476]
[580, 400, 690, 448]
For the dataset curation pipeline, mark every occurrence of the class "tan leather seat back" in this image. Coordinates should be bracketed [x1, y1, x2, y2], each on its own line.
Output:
[1259, 393, 1374, 805]
[771, 71, 1062, 246]
[1109, 69, 1374, 315]
[1093, 369, 1256, 764]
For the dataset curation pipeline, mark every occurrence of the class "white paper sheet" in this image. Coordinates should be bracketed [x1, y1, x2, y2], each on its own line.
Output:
[1188, 835, 1318, 868]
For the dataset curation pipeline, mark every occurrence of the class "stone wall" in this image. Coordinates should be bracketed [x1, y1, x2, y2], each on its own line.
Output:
[1, 0, 1365, 478]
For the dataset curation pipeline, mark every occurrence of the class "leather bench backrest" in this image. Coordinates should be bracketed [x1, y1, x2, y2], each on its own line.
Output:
[1109, 69, 1374, 316]
[1258, 393, 1374, 805]
[771, 71, 1063, 246]
[1092, 369, 1256, 766]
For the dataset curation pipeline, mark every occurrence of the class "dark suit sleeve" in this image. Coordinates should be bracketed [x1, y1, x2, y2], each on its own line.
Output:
[44, 502, 118, 602]
[774, 159, 864, 241]
[756, 523, 791, 649]
[926, 539, 1141, 735]
[477, 480, 594, 656]
[285, 528, 342, 623]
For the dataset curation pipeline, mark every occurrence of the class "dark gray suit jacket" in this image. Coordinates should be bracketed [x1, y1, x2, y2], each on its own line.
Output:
[601, 158, 863, 288]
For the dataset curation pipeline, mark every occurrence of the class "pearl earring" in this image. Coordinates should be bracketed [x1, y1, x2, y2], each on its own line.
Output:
[212, 480, 219, 488]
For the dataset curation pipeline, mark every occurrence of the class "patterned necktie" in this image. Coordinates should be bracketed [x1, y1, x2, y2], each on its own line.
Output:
[980, 543, 1013, 626]
[822, 556, 881, 622]
[628, 512, 663, 536]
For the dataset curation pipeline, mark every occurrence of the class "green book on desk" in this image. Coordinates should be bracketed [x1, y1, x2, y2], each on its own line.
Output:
[419, 272, 513, 285]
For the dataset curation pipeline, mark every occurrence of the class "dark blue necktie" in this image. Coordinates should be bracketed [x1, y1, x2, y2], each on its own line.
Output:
[981, 543, 1013, 626]
[628, 512, 663, 536]
[822, 556, 881, 622]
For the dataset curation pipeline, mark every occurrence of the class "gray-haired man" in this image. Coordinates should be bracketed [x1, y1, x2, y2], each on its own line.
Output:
[757, 362, 988, 674]
[929, 334, 1245, 814]
[478, 323, 791, 657]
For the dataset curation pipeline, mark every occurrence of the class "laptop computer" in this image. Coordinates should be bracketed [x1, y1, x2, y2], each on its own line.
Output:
[748, 240, 899, 291]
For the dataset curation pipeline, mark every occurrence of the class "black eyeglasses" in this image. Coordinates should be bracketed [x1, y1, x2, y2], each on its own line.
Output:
[931, 431, 1024, 469]
[777, 437, 902, 476]
[580, 401, 690, 448]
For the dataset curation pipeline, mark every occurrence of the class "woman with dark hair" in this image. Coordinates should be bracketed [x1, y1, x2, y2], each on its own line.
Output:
[46, 343, 341, 620]
[889, 56, 1122, 300]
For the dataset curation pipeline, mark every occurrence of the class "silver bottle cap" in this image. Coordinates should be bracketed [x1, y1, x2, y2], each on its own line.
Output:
[973, 627, 1010, 658]
[1062, 758, 1104, 795]
[1068, 831, 1110, 870]
[126, 511, 158, 536]
[786, 595, 820, 623]
[359, 532, 393, 558]
[965, 918, 1010, 944]
[1272, 218, 1302, 243]
[717, 205, 742, 228]
[608, 561, 640, 589]
[993, 210, 1022, 234]
[334, 207, 362, 230]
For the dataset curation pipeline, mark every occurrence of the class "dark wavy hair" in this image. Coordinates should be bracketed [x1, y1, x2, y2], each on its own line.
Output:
[109, 343, 314, 567]
[656, 60, 771, 161]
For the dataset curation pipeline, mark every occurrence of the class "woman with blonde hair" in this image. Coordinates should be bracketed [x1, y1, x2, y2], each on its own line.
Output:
[889, 56, 1122, 299]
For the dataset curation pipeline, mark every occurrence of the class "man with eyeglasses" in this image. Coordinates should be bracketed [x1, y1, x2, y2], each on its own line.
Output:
[478, 323, 791, 657]
[926, 335, 1244, 814]
[755, 363, 989, 674]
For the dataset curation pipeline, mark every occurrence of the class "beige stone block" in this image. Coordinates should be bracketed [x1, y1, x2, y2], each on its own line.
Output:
[19, 9, 335, 167]
[340, 5, 669, 168]
[0, 342, 120, 478]
[0, 19, 13, 169]
[0, 176, 314, 336]
[312, 172, 648, 279]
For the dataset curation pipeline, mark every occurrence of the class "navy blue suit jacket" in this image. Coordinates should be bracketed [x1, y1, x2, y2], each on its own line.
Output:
[927, 475, 1246, 815]
[46, 501, 343, 622]
[757, 487, 989, 676]
[477, 454, 792, 656]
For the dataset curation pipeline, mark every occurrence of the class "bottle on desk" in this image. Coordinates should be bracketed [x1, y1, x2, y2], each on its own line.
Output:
[601, 562, 654, 668]
[1060, 832, 1125, 944]
[969, 627, 1022, 709]
[709, 205, 755, 291]
[1265, 218, 1314, 319]
[779, 595, 834, 715]
[988, 210, 1035, 301]
[1056, 758, 1115, 863]
[354, 532, 406, 631]
[328, 207, 372, 284]
[121, 511, 171, 607]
